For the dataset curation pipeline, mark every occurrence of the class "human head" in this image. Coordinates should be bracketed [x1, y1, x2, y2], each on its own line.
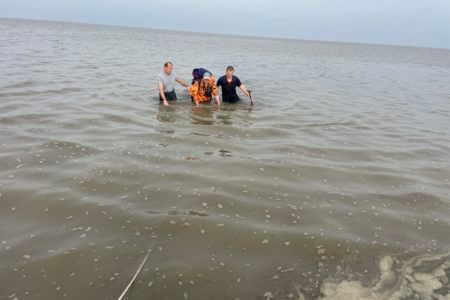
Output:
[203, 72, 211, 83]
[163, 62, 173, 75]
[226, 66, 234, 77]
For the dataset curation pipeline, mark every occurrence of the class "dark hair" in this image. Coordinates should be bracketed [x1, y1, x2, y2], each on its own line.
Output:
[226, 66, 234, 72]
[164, 62, 173, 68]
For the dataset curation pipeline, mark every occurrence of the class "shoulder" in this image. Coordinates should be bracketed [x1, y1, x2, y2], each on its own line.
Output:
[168, 73, 178, 80]
[218, 75, 226, 82]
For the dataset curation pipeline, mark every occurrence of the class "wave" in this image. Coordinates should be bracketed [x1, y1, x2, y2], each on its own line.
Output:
[316, 251, 450, 300]
[0, 87, 83, 97]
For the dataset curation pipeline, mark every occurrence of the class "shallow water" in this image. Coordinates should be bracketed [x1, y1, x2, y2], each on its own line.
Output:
[1, 18, 450, 300]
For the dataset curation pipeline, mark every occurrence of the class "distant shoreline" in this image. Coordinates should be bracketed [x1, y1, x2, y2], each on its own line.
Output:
[1, 16, 449, 52]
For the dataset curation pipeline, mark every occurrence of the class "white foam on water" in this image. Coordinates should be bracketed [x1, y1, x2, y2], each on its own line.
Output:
[316, 252, 450, 300]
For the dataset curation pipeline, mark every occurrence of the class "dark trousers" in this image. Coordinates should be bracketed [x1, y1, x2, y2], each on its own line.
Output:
[159, 90, 177, 101]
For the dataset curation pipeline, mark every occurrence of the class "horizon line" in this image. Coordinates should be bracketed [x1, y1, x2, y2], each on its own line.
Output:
[2, 16, 450, 52]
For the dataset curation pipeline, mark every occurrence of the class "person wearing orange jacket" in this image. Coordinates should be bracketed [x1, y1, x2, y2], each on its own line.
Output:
[189, 72, 221, 106]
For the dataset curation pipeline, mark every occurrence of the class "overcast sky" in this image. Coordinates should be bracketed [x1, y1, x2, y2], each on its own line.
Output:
[1, 0, 450, 49]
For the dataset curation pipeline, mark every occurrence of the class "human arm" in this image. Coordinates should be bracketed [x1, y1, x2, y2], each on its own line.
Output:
[211, 80, 220, 106]
[189, 82, 200, 106]
[237, 77, 252, 105]
[176, 78, 190, 90]
[158, 82, 169, 107]
[239, 84, 250, 98]
[215, 94, 221, 106]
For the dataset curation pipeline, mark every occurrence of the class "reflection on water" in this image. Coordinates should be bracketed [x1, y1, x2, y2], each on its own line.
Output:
[191, 105, 216, 125]
[156, 104, 177, 123]
[156, 101, 251, 126]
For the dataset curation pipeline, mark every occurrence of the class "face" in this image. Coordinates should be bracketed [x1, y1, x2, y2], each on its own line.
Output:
[203, 78, 210, 84]
[226, 69, 234, 77]
[164, 64, 173, 75]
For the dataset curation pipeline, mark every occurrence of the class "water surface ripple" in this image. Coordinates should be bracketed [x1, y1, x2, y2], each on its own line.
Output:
[1, 18, 450, 300]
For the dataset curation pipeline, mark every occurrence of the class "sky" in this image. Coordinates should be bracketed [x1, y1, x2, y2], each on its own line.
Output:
[1, 0, 450, 49]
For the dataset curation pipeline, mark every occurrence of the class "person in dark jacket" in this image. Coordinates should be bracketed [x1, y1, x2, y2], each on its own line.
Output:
[216, 66, 251, 104]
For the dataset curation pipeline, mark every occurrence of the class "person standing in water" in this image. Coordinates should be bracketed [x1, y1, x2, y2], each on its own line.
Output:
[189, 72, 221, 106]
[216, 66, 251, 104]
[157, 62, 189, 107]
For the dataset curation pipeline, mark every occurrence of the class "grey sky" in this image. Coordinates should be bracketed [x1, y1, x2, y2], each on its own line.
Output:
[2, 0, 450, 49]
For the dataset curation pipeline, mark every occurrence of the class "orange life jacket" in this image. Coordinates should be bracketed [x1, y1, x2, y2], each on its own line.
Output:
[189, 77, 218, 102]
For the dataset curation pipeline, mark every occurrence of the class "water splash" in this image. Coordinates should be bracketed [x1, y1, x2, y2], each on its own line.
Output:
[317, 252, 450, 300]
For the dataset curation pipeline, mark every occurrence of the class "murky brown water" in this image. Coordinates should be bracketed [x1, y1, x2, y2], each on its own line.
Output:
[1, 18, 450, 300]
